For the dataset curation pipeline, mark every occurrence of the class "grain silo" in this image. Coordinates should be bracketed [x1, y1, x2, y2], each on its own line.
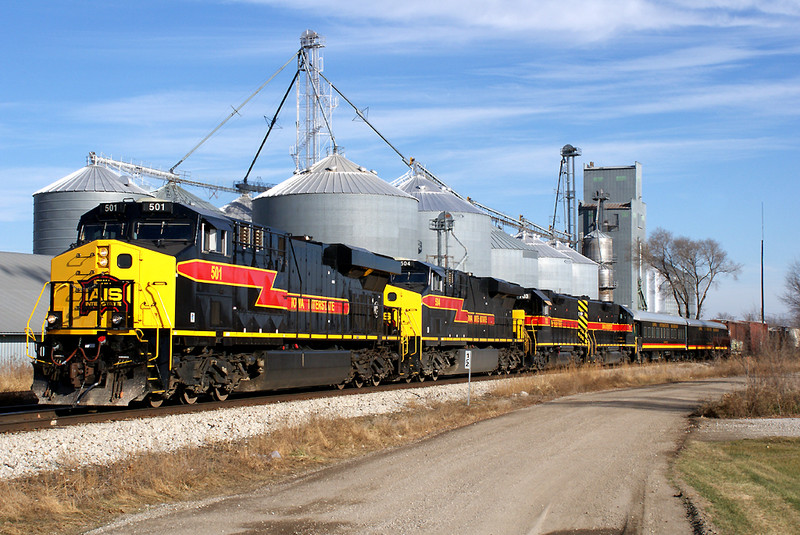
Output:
[395, 171, 492, 276]
[33, 164, 152, 255]
[252, 153, 418, 259]
[490, 229, 538, 288]
[519, 234, 573, 295]
[550, 240, 599, 298]
[150, 182, 225, 215]
[222, 193, 253, 221]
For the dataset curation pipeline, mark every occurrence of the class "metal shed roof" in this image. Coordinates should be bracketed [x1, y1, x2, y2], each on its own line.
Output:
[395, 174, 484, 214]
[0, 252, 53, 334]
[257, 154, 415, 199]
[34, 165, 151, 195]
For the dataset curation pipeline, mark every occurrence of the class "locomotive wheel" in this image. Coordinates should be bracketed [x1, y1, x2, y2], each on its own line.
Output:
[371, 375, 381, 387]
[148, 396, 164, 408]
[353, 377, 364, 388]
[181, 389, 199, 405]
[431, 370, 439, 381]
[418, 374, 426, 383]
[212, 387, 229, 402]
[336, 382, 346, 390]
[404, 375, 413, 383]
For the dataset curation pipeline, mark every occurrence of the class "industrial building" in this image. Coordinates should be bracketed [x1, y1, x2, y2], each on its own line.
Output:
[579, 162, 647, 310]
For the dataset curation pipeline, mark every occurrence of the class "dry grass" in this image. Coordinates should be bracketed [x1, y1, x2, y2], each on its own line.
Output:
[0, 398, 518, 535]
[492, 358, 747, 400]
[0, 359, 744, 535]
[0, 361, 33, 393]
[695, 346, 800, 418]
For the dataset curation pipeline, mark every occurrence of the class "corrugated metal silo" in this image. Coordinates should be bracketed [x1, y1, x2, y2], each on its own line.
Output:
[490, 229, 538, 288]
[252, 154, 418, 259]
[583, 230, 615, 302]
[395, 172, 492, 276]
[222, 193, 253, 221]
[33, 165, 152, 255]
[551, 241, 598, 298]
[150, 182, 225, 215]
[519, 234, 573, 295]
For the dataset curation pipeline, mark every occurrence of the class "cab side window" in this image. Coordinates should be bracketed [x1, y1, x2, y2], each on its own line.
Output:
[201, 221, 227, 255]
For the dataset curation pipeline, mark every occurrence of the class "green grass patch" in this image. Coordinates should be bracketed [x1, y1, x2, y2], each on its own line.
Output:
[677, 438, 800, 534]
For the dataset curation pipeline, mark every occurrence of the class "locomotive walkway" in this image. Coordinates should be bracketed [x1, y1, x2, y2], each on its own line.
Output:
[90, 377, 743, 535]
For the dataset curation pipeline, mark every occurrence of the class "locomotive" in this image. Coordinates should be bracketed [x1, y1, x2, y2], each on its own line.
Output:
[28, 199, 729, 407]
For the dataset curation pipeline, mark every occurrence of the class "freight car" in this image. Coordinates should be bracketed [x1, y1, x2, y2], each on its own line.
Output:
[27, 199, 730, 407]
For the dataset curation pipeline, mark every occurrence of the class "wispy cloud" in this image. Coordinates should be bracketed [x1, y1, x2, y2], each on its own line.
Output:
[238, 0, 800, 44]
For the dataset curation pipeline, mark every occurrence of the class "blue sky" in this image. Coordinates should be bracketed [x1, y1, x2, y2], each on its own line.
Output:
[2, 0, 798, 320]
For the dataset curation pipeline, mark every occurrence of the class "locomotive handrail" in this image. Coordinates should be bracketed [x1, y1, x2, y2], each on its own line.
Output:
[25, 281, 52, 361]
[145, 282, 173, 328]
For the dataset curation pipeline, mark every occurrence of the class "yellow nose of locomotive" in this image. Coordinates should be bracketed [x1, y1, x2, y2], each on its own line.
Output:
[46, 240, 176, 333]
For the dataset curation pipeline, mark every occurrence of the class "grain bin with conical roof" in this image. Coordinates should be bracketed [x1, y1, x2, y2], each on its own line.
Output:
[395, 171, 492, 276]
[33, 164, 152, 255]
[550, 240, 599, 298]
[490, 229, 538, 287]
[252, 154, 418, 259]
[222, 193, 253, 221]
[519, 234, 574, 295]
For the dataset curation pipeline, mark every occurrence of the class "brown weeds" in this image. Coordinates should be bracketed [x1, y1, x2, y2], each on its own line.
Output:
[491, 359, 745, 401]
[696, 346, 800, 418]
[0, 360, 33, 393]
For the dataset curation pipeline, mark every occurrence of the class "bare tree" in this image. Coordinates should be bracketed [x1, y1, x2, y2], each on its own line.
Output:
[643, 228, 742, 319]
[780, 259, 800, 327]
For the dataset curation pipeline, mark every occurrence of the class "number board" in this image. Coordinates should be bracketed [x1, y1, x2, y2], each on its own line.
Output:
[100, 202, 124, 214]
[141, 201, 173, 213]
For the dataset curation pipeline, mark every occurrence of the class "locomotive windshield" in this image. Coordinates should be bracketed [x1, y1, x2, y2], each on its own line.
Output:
[79, 221, 126, 242]
[134, 219, 194, 241]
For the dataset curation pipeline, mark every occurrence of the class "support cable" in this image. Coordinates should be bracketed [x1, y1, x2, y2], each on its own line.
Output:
[244, 68, 300, 182]
[170, 50, 300, 173]
[317, 70, 410, 166]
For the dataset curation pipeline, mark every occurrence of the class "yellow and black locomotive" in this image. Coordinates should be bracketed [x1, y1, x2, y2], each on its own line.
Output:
[29, 199, 728, 407]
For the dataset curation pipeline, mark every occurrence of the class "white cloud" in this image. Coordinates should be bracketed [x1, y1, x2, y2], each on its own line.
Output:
[237, 0, 800, 44]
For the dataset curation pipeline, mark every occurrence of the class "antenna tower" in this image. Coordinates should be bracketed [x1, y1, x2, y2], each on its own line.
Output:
[293, 30, 337, 171]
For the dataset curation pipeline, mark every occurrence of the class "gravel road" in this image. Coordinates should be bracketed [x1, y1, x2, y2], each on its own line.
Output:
[89, 377, 744, 535]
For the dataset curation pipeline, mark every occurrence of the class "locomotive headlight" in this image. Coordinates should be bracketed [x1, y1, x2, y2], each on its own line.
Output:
[97, 246, 110, 268]
[111, 313, 124, 326]
[45, 311, 62, 329]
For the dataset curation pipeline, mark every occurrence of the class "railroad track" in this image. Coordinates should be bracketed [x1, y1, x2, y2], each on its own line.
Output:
[0, 374, 498, 434]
